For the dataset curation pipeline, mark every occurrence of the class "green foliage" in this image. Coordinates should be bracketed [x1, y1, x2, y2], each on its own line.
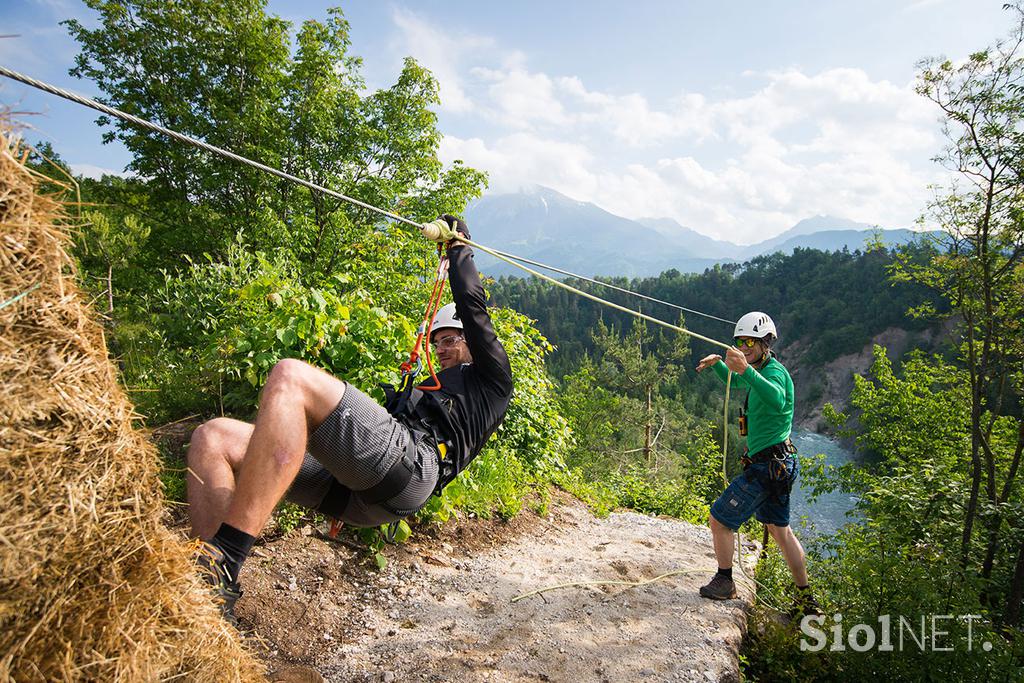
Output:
[273, 503, 307, 535]
[897, 0, 1024, 634]
[156, 442, 188, 503]
[603, 466, 709, 524]
[77, 210, 150, 271]
[423, 447, 530, 522]
[743, 343, 1024, 680]
[489, 246, 947, 379]
[64, 0, 486, 271]
[351, 520, 413, 570]
[548, 467, 617, 517]
[488, 307, 573, 474]
[556, 345, 723, 524]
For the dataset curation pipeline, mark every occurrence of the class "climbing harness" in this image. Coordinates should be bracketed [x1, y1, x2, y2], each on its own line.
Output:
[740, 438, 799, 505]
[738, 393, 749, 437]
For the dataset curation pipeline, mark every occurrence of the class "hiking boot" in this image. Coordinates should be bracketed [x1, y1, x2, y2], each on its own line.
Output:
[789, 590, 823, 620]
[699, 573, 737, 600]
[196, 541, 243, 627]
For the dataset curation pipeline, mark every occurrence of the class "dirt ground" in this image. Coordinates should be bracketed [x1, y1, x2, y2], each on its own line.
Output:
[228, 493, 758, 683]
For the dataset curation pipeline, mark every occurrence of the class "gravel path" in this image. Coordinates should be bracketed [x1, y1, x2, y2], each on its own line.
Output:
[269, 502, 760, 683]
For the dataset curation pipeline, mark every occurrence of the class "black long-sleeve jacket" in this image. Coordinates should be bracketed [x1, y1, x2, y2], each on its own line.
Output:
[405, 236, 513, 489]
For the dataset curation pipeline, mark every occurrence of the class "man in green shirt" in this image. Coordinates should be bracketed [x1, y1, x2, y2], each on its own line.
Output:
[696, 312, 816, 614]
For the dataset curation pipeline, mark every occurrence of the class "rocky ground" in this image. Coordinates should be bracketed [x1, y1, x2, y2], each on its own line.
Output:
[232, 494, 759, 683]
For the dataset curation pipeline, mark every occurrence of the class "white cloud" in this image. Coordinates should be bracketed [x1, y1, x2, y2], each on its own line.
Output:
[390, 7, 493, 113]
[441, 132, 596, 195]
[385, 13, 948, 241]
[436, 59, 947, 242]
[70, 163, 126, 179]
[473, 67, 569, 128]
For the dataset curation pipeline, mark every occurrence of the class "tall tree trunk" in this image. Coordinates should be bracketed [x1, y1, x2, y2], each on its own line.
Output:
[982, 422, 1024, 601]
[643, 386, 652, 467]
[961, 318, 983, 570]
[106, 263, 114, 316]
[1005, 539, 1024, 627]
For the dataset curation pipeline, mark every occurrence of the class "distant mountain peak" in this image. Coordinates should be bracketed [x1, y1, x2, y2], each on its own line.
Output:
[465, 188, 911, 278]
[786, 215, 874, 237]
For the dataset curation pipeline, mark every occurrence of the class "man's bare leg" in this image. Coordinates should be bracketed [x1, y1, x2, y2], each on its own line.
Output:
[767, 523, 809, 586]
[710, 514, 735, 569]
[700, 514, 740, 599]
[221, 359, 346, 536]
[186, 418, 254, 539]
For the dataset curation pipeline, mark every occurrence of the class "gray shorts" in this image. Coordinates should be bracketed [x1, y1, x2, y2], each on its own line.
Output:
[284, 383, 439, 527]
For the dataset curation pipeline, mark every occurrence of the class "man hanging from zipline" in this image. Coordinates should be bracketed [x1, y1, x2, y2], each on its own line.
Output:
[696, 312, 819, 616]
[186, 215, 513, 625]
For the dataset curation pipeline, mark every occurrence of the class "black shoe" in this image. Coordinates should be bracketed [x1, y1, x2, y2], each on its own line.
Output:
[699, 573, 737, 600]
[789, 590, 822, 620]
[196, 541, 243, 627]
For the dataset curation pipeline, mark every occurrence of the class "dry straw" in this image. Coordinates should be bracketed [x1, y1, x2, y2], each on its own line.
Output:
[0, 118, 265, 682]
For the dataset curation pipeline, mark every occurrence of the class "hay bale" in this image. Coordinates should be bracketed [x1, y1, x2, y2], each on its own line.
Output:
[0, 122, 264, 682]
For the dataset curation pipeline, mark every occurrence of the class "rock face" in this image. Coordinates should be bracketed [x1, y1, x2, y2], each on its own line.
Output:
[786, 323, 952, 433]
[241, 500, 759, 683]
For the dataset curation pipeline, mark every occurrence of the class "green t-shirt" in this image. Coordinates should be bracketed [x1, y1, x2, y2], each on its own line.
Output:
[712, 355, 794, 455]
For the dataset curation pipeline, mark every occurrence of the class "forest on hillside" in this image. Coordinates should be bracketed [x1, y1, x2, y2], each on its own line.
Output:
[488, 243, 949, 378]
[15, 0, 1024, 679]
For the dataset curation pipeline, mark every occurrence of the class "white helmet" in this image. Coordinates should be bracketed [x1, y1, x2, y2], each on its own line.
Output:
[734, 311, 777, 342]
[430, 303, 463, 339]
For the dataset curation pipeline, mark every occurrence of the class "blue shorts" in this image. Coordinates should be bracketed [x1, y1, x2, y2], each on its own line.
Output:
[710, 457, 798, 530]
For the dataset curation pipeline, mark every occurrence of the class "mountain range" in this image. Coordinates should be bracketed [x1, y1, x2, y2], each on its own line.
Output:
[464, 186, 928, 278]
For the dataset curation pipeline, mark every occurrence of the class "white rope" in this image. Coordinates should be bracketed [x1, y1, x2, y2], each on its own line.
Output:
[483, 247, 736, 326]
[0, 64, 735, 331]
[460, 237, 733, 351]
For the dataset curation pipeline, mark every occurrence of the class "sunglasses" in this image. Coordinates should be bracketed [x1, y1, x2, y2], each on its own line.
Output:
[734, 338, 759, 349]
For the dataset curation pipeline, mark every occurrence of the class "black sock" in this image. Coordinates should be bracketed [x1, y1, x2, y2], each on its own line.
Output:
[796, 583, 811, 592]
[716, 567, 733, 580]
[210, 523, 256, 583]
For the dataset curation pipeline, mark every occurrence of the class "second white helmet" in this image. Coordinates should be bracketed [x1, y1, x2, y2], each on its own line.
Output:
[430, 303, 463, 337]
[734, 311, 777, 342]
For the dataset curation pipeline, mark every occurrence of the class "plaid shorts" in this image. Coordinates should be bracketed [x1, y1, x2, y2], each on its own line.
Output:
[284, 383, 439, 527]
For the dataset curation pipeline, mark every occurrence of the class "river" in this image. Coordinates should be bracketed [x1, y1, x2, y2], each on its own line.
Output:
[789, 428, 860, 537]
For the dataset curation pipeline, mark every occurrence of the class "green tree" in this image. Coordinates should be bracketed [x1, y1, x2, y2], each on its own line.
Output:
[591, 316, 690, 467]
[65, 0, 292, 256]
[895, 4, 1024, 622]
[64, 0, 486, 273]
[78, 210, 150, 315]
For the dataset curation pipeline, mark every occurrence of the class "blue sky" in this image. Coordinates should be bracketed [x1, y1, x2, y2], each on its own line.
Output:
[1, 0, 1013, 243]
